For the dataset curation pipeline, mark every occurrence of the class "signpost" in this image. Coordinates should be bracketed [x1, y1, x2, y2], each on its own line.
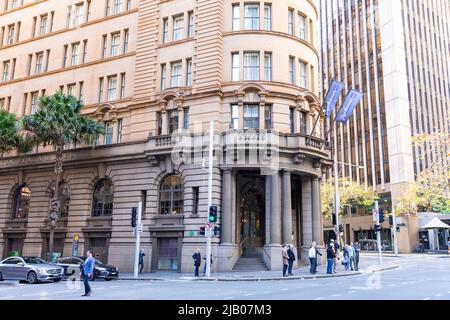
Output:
[205, 121, 214, 278]
[133, 201, 143, 279]
[72, 234, 79, 257]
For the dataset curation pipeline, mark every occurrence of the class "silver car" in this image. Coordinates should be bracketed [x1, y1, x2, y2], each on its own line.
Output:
[0, 256, 64, 284]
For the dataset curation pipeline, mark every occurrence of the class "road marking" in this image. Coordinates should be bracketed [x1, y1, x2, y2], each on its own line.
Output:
[108, 286, 121, 289]
[423, 298, 432, 300]
[314, 297, 324, 300]
[224, 296, 234, 300]
[244, 293, 254, 296]
[435, 293, 443, 297]
[331, 294, 341, 297]
[134, 283, 150, 286]
[0, 296, 15, 299]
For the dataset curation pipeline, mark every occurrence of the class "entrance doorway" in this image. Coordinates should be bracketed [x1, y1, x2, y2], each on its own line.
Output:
[88, 238, 109, 263]
[157, 238, 178, 271]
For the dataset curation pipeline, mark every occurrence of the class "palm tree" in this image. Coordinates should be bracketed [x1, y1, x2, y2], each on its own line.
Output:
[0, 110, 33, 157]
[22, 91, 104, 260]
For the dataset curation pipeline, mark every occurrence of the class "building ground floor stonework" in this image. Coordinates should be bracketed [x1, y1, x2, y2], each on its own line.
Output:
[0, 128, 330, 273]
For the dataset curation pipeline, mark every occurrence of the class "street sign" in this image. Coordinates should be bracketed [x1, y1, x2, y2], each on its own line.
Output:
[372, 209, 379, 222]
[205, 228, 212, 237]
[136, 224, 143, 233]
[72, 234, 79, 257]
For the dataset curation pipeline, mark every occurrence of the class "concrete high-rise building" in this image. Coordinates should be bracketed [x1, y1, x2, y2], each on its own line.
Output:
[0, 0, 330, 272]
[318, 0, 450, 252]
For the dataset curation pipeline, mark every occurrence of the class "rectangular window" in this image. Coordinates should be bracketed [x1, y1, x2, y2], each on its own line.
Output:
[231, 104, 239, 129]
[79, 81, 84, 103]
[244, 4, 259, 30]
[107, 75, 117, 101]
[66, 5, 72, 28]
[299, 111, 307, 134]
[231, 52, 240, 81]
[7, 25, 15, 45]
[35, 52, 43, 74]
[120, 73, 126, 98]
[168, 109, 179, 134]
[243, 104, 259, 129]
[114, 0, 123, 14]
[264, 105, 272, 129]
[243, 51, 259, 81]
[123, 29, 129, 53]
[298, 60, 307, 88]
[162, 18, 169, 43]
[192, 187, 199, 215]
[39, 14, 48, 35]
[86, 1, 91, 22]
[75, 3, 84, 26]
[82, 40, 88, 63]
[104, 122, 113, 145]
[0, 99, 4, 110]
[102, 35, 107, 59]
[105, 0, 111, 16]
[298, 14, 306, 40]
[186, 58, 192, 87]
[2, 61, 10, 82]
[264, 4, 272, 31]
[27, 54, 32, 75]
[31, 17, 37, 38]
[183, 107, 189, 129]
[11, 0, 18, 9]
[98, 77, 104, 102]
[171, 61, 182, 87]
[71, 43, 80, 66]
[157, 112, 163, 135]
[117, 119, 123, 143]
[289, 107, 295, 133]
[126, 0, 131, 10]
[110, 33, 120, 57]
[288, 9, 294, 35]
[289, 56, 295, 84]
[49, 11, 55, 32]
[264, 52, 272, 81]
[67, 83, 76, 96]
[63, 45, 68, 67]
[31, 92, 39, 114]
[11, 58, 16, 79]
[188, 11, 194, 37]
[173, 15, 184, 41]
[232, 4, 240, 31]
[160, 64, 166, 90]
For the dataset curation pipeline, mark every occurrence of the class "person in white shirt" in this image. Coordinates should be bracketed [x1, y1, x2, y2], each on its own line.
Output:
[308, 241, 322, 274]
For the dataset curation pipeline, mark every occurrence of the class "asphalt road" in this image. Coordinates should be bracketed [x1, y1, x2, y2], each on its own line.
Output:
[0, 254, 449, 300]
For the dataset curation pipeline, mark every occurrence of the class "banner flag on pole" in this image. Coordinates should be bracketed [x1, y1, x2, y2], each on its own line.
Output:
[324, 80, 344, 118]
[336, 89, 364, 123]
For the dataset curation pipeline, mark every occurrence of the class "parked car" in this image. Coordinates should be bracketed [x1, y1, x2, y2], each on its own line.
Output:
[0, 256, 63, 284]
[55, 256, 119, 281]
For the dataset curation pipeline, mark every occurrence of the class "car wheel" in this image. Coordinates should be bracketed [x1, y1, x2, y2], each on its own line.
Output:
[27, 271, 38, 284]
[104, 278, 113, 281]
[0, 271, 3, 281]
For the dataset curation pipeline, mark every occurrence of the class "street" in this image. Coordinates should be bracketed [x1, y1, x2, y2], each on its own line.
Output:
[0, 254, 449, 300]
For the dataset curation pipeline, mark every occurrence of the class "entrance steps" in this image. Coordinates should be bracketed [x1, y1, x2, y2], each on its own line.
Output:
[232, 248, 268, 271]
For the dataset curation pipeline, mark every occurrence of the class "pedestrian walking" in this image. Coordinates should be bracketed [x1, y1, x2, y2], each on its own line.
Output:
[308, 241, 322, 274]
[192, 248, 201, 277]
[287, 244, 296, 276]
[326, 243, 335, 275]
[81, 250, 95, 297]
[139, 249, 145, 274]
[353, 241, 360, 271]
[203, 254, 213, 275]
[282, 245, 289, 277]
[349, 243, 356, 271]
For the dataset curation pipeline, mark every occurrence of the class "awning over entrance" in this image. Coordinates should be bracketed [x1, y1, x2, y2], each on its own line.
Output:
[421, 217, 450, 230]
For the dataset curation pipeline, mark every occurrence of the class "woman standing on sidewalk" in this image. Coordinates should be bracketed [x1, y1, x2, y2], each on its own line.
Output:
[326, 243, 336, 274]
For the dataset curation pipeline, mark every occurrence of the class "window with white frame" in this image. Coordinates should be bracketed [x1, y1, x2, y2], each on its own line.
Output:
[168, 109, 179, 134]
[299, 111, 307, 134]
[7, 25, 15, 45]
[231, 52, 240, 81]
[107, 76, 117, 101]
[2, 61, 10, 82]
[39, 15, 48, 35]
[75, 3, 84, 26]
[183, 107, 189, 129]
[289, 56, 295, 84]
[104, 122, 113, 145]
[264, 4, 271, 31]
[117, 119, 123, 143]
[298, 14, 306, 40]
[161, 64, 166, 90]
[171, 61, 182, 87]
[102, 35, 107, 58]
[126, 0, 131, 10]
[114, 0, 123, 14]
[110, 33, 120, 57]
[0, 98, 4, 110]
[162, 18, 169, 43]
[231, 104, 239, 129]
[288, 9, 294, 35]
[67, 84, 75, 96]
[298, 60, 307, 88]
[98, 77, 104, 102]
[243, 104, 259, 129]
[264, 105, 272, 129]
[35, 52, 44, 74]
[264, 52, 272, 81]
[120, 73, 126, 98]
[188, 11, 194, 37]
[123, 29, 129, 53]
[243, 52, 259, 81]
[71, 43, 80, 66]
[31, 92, 39, 114]
[11, 0, 18, 9]
[82, 40, 88, 63]
[79, 81, 84, 102]
[173, 15, 184, 41]
[232, 4, 240, 31]
[289, 107, 295, 133]
[244, 4, 259, 30]
[186, 58, 192, 87]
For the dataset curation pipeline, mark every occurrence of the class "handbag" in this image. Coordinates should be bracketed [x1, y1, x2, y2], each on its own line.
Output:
[341, 258, 349, 265]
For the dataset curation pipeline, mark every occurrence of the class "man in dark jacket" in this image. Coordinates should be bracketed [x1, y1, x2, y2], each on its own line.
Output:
[287, 245, 296, 276]
[192, 248, 201, 277]
[139, 249, 145, 274]
[326, 243, 336, 274]
[353, 241, 360, 271]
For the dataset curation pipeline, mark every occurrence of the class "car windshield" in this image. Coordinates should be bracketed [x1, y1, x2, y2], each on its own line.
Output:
[23, 257, 47, 264]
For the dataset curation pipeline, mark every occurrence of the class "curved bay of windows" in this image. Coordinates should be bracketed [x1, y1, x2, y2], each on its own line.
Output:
[159, 175, 184, 215]
[12, 184, 31, 220]
[92, 179, 114, 217]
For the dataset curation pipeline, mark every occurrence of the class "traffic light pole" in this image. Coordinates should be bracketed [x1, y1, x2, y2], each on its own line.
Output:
[392, 205, 399, 256]
[134, 201, 142, 279]
[333, 154, 342, 248]
[205, 120, 214, 278]
[375, 200, 382, 267]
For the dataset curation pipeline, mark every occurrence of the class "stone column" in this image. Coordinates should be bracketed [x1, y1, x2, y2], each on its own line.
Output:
[265, 174, 271, 246]
[282, 170, 292, 245]
[270, 171, 281, 245]
[301, 177, 313, 245]
[221, 169, 232, 244]
[311, 177, 323, 245]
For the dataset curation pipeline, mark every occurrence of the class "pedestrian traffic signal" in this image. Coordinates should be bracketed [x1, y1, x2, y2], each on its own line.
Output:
[131, 207, 137, 228]
[389, 215, 393, 226]
[332, 213, 337, 225]
[338, 224, 344, 233]
[374, 224, 382, 232]
[396, 226, 400, 233]
[213, 226, 221, 237]
[208, 205, 218, 223]
[379, 209, 385, 223]
[199, 226, 205, 236]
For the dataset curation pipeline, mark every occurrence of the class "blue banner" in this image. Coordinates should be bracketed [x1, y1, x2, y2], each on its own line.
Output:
[324, 80, 344, 118]
[336, 90, 364, 123]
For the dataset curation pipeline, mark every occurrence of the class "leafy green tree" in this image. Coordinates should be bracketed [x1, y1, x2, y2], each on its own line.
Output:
[21, 91, 104, 259]
[0, 110, 33, 156]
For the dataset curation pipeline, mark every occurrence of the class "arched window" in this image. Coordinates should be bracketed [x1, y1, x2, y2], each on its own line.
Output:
[50, 182, 70, 217]
[92, 179, 114, 217]
[12, 184, 31, 219]
[159, 175, 184, 215]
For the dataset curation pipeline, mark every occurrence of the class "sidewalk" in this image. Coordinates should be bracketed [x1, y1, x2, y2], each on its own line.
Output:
[118, 256, 398, 282]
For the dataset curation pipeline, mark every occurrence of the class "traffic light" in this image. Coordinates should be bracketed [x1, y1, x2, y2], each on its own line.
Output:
[199, 226, 205, 236]
[208, 205, 218, 223]
[338, 224, 344, 233]
[389, 215, 393, 226]
[379, 209, 385, 223]
[213, 226, 221, 237]
[396, 226, 400, 233]
[374, 224, 382, 232]
[332, 213, 337, 225]
[131, 207, 137, 228]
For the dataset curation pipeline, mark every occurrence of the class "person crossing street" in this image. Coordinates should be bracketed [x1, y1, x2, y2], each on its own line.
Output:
[81, 250, 95, 297]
